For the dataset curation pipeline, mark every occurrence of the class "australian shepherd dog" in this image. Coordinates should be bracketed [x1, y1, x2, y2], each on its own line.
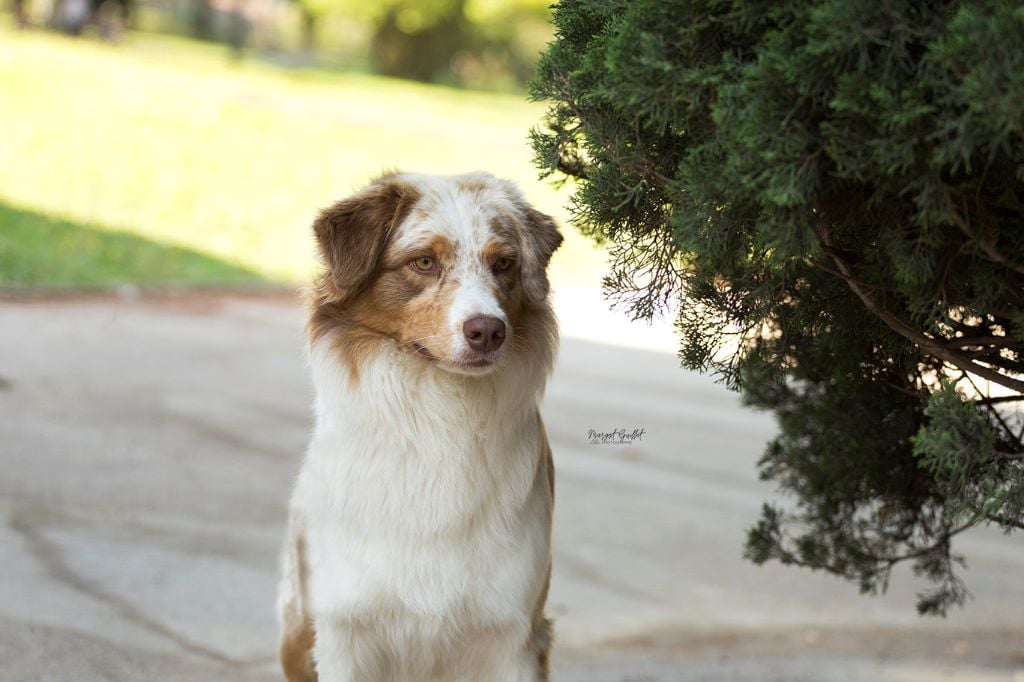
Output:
[277, 171, 562, 682]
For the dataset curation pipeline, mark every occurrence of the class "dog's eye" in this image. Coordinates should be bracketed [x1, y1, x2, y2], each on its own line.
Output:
[411, 256, 436, 272]
[494, 257, 513, 273]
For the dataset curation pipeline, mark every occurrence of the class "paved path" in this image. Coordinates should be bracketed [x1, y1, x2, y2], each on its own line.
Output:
[1, 294, 1021, 681]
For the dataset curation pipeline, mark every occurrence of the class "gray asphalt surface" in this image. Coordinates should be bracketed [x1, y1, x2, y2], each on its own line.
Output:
[1, 294, 1022, 681]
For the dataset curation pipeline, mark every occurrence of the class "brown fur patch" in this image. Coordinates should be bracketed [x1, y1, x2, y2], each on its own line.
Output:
[477, 234, 525, 337]
[529, 418, 556, 680]
[532, 616, 554, 681]
[311, 234, 461, 386]
[481, 235, 516, 263]
[279, 532, 318, 682]
[482, 236, 518, 282]
[513, 205, 563, 303]
[456, 178, 489, 194]
[311, 177, 421, 305]
[279, 613, 316, 682]
[307, 175, 423, 378]
[486, 215, 518, 242]
[346, 258, 459, 368]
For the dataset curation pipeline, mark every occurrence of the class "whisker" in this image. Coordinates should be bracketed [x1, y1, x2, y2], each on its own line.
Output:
[404, 333, 449, 346]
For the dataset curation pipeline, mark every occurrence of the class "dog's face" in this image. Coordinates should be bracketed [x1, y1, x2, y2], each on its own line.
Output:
[311, 172, 562, 376]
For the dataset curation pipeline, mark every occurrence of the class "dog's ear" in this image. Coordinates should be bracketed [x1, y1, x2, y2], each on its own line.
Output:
[518, 204, 563, 303]
[313, 176, 419, 303]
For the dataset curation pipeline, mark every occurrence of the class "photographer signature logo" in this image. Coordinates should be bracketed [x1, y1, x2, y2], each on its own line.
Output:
[587, 428, 646, 445]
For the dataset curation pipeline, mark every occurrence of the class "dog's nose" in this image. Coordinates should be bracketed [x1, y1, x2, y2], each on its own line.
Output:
[463, 316, 506, 353]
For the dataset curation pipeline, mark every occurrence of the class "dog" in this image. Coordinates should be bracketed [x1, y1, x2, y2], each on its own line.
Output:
[277, 171, 562, 682]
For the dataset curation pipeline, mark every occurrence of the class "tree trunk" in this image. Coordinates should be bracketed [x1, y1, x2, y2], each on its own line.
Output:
[369, 0, 468, 82]
[300, 6, 316, 53]
[191, 0, 214, 40]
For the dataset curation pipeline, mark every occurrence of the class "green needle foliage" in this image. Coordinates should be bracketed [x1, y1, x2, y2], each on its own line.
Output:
[530, 0, 1024, 615]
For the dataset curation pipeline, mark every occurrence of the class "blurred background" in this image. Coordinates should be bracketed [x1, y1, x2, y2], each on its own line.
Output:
[2, 5, 1024, 682]
[0, 0, 606, 296]
[7, 0, 554, 85]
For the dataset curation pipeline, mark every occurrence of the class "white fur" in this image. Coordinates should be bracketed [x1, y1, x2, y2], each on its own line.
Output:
[280, 173, 557, 682]
[447, 275, 509, 359]
[392, 173, 515, 362]
[294, 342, 551, 681]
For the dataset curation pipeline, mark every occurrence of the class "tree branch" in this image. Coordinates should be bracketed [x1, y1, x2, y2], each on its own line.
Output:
[946, 336, 1024, 350]
[977, 395, 1024, 405]
[946, 191, 1024, 277]
[984, 513, 1024, 531]
[963, 373, 1020, 445]
[815, 225, 1024, 394]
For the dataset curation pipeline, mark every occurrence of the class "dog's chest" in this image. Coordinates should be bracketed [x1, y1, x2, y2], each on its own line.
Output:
[297, 363, 549, 628]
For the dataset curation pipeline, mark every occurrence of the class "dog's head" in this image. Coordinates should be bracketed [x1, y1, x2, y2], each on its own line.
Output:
[310, 172, 562, 376]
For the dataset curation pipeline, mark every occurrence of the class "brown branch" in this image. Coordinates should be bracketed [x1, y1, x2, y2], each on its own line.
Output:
[878, 522, 974, 566]
[970, 354, 1024, 376]
[976, 395, 1024, 405]
[815, 224, 1024, 394]
[811, 259, 888, 290]
[774, 518, 974, 571]
[985, 513, 1024, 531]
[946, 336, 1024, 350]
[963, 373, 1019, 445]
[946, 191, 1024, 277]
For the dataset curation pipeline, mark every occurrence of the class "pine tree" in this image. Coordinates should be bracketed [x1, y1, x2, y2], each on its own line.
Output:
[530, 0, 1024, 615]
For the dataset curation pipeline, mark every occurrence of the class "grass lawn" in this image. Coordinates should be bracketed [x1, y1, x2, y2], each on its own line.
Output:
[0, 201, 262, 288]
[0, 24, 605, 291]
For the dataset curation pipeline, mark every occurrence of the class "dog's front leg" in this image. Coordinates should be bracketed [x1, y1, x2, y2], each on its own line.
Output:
[459, 639, 546, 682]
[313, 623, 387, 682]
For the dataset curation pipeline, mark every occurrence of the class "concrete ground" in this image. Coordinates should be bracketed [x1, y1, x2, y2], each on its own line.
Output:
[1, 292, 1022, 682]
